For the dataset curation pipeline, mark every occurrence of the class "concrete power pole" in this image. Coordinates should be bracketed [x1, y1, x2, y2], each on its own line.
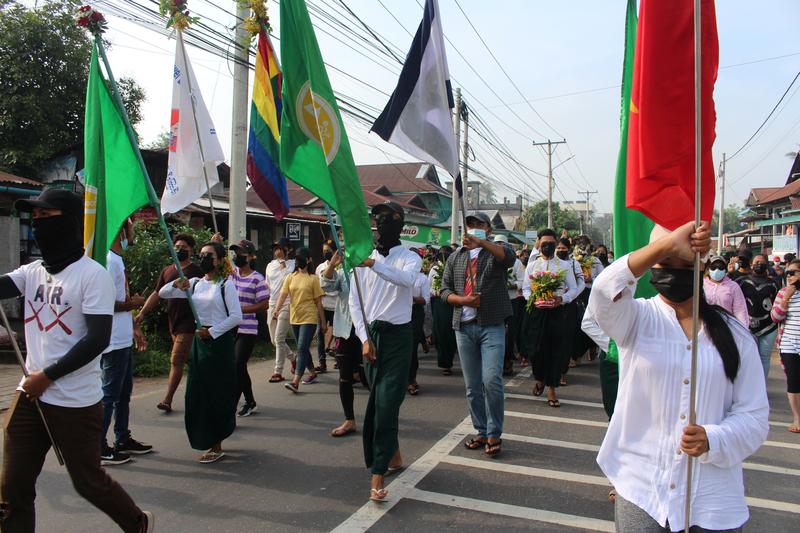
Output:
[228, 6, 250, 242]
[451, 88, 462, 242]
[460, 104, 470, 212]
[577, 190, 598, 234]
[717, 152, 726, 255]
[532, 139, 566, 228]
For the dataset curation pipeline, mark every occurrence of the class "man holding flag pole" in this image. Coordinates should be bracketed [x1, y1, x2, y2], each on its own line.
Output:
[587, 1, 769, 531]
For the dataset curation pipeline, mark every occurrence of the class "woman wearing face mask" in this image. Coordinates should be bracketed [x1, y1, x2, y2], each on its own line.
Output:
[770, 259, 800, 434]
[555, 238, 586, 385]
[521, 229, 580, 407]
[594, 244, 611, 268]
[159, 242, 242, 464]
[587, 222, 768, 531]
[704, 255, 749, 326]
[230, 240, 269, 418]
[272, 247, 327, 393]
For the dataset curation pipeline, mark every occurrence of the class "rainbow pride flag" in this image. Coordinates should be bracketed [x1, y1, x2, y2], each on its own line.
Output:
[247, 29, 290, 220]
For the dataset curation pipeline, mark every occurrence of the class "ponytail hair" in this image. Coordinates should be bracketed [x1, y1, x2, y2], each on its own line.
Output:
[699, 291, 741, 381]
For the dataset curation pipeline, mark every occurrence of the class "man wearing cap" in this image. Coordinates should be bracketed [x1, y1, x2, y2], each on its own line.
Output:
[265, 238, 296, 382]
[349, 201, 421, 502]
[441, 211, 516, 457]
[495, 234, 525, 375]
[728, 249, 752, 282]
[230, 240, 269, 417]
[0, 189, 153, 532]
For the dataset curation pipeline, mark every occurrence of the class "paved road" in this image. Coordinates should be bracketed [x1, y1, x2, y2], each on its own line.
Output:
[1, 351, 798, 532]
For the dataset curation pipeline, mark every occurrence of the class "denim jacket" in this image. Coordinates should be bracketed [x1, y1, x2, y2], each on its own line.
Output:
[320, 268, 353, 339]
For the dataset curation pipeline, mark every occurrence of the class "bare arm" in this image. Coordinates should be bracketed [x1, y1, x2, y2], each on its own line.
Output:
[272, 291, 289, 319]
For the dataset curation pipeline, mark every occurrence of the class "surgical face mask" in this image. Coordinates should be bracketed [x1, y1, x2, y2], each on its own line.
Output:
[175, 249, 190, 262]
[233, 254, 249, 268]
[556, 250, 569, 260]
[120, 237, 129, 251]
[199, 253, 216, 274]
[650, 267, 694, 303]
[539, 241, 556, 258]
[468, 228, 487, 240]
[708, 268, 726, 282]
[733, 262, 740, 271]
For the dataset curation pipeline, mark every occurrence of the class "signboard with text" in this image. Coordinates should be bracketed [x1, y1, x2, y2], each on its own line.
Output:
[287, 222, 301, 241]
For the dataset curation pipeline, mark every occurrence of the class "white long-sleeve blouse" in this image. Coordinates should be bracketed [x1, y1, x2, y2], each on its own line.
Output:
[159, 277, 242, 339]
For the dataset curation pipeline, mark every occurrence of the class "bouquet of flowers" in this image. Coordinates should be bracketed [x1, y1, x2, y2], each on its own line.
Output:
[506, 267, 518, 290]
[430, 262, 444, 294]
[526, 270, 566, 311]
[573, 248, 594, 280]
[76, 5, 108, 35]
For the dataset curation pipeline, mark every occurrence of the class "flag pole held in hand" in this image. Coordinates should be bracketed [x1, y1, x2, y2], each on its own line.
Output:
[0, 306, 64, 466]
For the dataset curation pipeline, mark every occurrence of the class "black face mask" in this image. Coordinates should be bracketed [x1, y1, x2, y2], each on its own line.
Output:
[323, 251, 333, 261]
[540, 241, 556, 258]
[650, 267, 694, 303]
[32, 215, 84, 274]
[375, 214, 403, 257]
[175, 249, 190, 262]
[556, 250, 569, 260]
[597, 253, 609, 266]
[295, 256, 308, 270]
[752, 263, 767, 275]
[199, 253, 216, 274]
[233, 255, 249, 268]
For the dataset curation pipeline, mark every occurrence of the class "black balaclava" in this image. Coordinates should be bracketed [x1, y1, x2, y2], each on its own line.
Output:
[375, 211, 403, 257]
[33, 214, 84, 274]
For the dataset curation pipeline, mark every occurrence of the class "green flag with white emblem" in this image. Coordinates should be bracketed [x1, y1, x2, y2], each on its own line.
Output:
[279, 0, 372, 270]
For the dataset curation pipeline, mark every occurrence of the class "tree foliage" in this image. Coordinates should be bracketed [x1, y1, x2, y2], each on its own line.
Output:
[711, 204, 745, 236]
[515, 200, 581, 233]
[143, 129, 172, 150]
[0, 1, 145, 177]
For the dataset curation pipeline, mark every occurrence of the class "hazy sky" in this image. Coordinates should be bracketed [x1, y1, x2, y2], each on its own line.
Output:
[93, 0, 800, 214]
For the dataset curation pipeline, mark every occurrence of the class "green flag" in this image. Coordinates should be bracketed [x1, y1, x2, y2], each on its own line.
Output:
[613, 0, 655, 299]
[83, 43, 150, 267]
[279, 0, 373, 271]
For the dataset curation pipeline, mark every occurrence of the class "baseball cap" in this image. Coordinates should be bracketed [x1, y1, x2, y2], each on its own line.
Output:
[370, 201, 405, 219]
[493, 234, 509, 244]
[272, 237, 291, 249]
[708, 255, 726, 266]
[465, 212, 492, 228]
[15, 188, 83, 216]
[229, 239, 256, 254]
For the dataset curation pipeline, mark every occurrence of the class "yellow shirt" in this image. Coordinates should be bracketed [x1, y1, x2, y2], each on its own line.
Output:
[281, 271, 324, 325]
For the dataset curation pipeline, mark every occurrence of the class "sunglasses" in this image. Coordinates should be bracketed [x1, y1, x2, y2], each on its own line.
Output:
[787, 270, 800, 276]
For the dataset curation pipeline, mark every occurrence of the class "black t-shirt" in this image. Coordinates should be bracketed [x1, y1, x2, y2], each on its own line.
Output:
[155, 262, 204, 334]
[735, 274, 780, 336]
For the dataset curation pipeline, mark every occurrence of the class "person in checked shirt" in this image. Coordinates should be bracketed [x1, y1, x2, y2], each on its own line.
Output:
[588, 221, 768, 532]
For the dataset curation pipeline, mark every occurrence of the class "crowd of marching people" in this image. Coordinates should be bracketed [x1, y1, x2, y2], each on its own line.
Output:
[1, 189, 795, 531]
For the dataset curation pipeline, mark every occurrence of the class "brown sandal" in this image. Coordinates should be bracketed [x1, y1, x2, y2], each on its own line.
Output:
[485, 439, 502, 456]
[464, 437, 486, 450]
[533, 382, 544, 397]
[156, 402, 172, 413]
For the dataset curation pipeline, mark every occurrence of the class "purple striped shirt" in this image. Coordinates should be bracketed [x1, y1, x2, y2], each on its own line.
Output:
[233, 269, 269, 335]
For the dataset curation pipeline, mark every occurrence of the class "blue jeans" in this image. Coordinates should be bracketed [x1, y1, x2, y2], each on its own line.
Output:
[292, 324, 317, 377]
[101, 346, 133, 447]
[454, 322, 506, 439]
[757, 328, 778, 382]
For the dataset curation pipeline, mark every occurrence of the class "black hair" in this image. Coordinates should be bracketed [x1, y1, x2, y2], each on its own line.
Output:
[558, 237, 571, 248]
[538, 228, 557, 239]
[200, 241, 226, 260]
[699, 292, 740, 382]
[174, 232, 196, 249]
[294, 247, 313, 272]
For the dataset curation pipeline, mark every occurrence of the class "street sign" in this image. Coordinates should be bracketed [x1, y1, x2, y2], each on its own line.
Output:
[525, 230, 538, 239]
[287, 222, 301, 241]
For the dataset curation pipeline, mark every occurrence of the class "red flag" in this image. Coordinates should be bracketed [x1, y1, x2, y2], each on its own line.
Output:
[626, 0, 718, 231]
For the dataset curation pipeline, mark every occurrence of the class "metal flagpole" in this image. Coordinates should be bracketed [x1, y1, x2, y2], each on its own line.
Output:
[177, 30, 220, 235]
[0, 306, 65, 466]
[685, 0, 703, 529]
[95, 36, 201, 328]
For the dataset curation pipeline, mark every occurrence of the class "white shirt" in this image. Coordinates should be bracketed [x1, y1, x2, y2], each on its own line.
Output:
[265, 258, 295, 304]
[461, 248, 481, 323]
[10, 256, 115, 408]
[521, 256, 580, 304]
[588, 255, 769, 531]
[104, 251, 133, 353]
[316, 260, 339, 311]
[349, 246, 422, 343]
[413, 271, 431, 305]
[159, 277, 242, 339]
[507, 259, 526, 300]
[568, 256, 587, 296]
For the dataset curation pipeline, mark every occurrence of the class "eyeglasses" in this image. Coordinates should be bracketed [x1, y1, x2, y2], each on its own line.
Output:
[787, 270, 800, 276]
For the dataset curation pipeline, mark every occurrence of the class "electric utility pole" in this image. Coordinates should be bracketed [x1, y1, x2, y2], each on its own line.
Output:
[577, 190, 598, 234]
[717, 152, 726, 255]
[451, 88, 462, 241]
[228, 5, 250, 242]
[532, 139, 566, 228]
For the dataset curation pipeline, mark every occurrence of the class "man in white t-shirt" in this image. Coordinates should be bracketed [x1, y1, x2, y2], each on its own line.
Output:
[266, 238, 296, 381]
[0, 189, 152, 532]
[100, 221, 153, 465]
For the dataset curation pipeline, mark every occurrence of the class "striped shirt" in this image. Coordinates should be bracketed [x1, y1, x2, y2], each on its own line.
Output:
[232, 269, 269, 335]
[771, 287, 800, 352]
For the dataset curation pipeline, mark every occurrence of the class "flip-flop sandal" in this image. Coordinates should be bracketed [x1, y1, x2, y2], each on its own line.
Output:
[386, 465, 404, 477]
[533, 383, 545, 397]
[442, 368, 452, 376]
[548, 399, 561, 408]
[156, 402, 172, 413]
[559, 377, 568, 386]
[789, 425, 800, 434]
[484, 439, 502, 456]
[407, 384, 419, 395]
[370, 488, 388, 502]
[199, 451, 225, 464]
[331, 426, 357, 437]
[464, 437, 486, 450]
[268, 374, 284, 383]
